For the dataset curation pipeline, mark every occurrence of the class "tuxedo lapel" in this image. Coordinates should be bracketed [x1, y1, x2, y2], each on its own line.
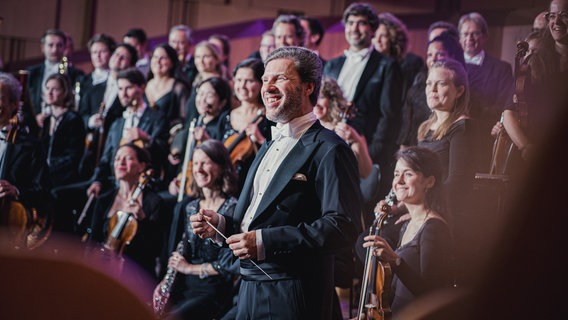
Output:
[233, 141, 271, 223]
[251, 124, 321, 224]
[328, 56, 346, 79]
[137, 109, 152, 131]
[353, 50, 381, 102]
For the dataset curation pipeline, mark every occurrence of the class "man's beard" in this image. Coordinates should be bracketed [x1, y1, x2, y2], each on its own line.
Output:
[266, 86, 303, 123]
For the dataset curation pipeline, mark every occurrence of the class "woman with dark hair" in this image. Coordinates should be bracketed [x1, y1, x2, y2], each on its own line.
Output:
[154, 139, 238, 320]
[498, 0, 568, 166]
[373, 12, 425, 101]
[87, 143, 165, 283]
[220, 58, 273, 189]
[145, 43, 190, 128]
[168, 76, 232, 197]
[41, 73, 86, 188]
[361, 146, 453, 317]
[184, 41, 225, 123]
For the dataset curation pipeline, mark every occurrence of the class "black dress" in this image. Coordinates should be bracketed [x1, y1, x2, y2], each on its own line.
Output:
[87, 186, 166, 282]
[418, 118, 481, 218]
[40, 110, 86, 187]
[167, 197, 238, 320]
[145, 79, 189, 129]
[390, 218, 454, 315]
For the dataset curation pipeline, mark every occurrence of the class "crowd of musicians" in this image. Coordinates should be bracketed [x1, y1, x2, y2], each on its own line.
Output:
[1, 0, 567, 318]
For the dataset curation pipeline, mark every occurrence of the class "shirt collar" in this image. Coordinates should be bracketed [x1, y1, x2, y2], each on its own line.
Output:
[464, 50, 485, 65]
[344, 46, 373, 61]
[272, 112, 317, 140]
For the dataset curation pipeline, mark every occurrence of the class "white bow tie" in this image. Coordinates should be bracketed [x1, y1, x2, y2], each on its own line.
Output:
[271, 125, 292, 141]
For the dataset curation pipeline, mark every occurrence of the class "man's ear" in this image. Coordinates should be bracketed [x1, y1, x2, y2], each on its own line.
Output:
[305, 82, 315, 97]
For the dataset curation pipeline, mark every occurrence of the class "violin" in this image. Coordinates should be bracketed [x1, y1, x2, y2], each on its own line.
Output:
[357, 189, 396, 320]
[84, 102, 106, 173]
[103, 169, 154, 257]
[339, 101, 356, 124]
[224, 109, 264, 165]
[175, 116, 203, 201]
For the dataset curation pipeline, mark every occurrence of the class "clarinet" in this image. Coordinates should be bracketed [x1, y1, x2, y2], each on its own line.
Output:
[154, 236, 186, 316]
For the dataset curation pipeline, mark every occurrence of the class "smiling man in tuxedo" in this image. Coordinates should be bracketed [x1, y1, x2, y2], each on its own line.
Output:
[191, 46, 362, 319]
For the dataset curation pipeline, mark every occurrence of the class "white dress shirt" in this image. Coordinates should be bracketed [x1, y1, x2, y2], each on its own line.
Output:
[241, 112, 316, 260]
[464, 50, 485, 66]
[336, 46, 373, 102]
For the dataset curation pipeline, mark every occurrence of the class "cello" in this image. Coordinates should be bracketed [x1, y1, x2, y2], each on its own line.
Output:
[357, 189, 396, 320]
[488, 40, 530, 175]
[0, 70, 51, 249]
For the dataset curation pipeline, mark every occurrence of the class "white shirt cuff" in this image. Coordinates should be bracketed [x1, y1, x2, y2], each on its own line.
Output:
[255, 229, 265, 261]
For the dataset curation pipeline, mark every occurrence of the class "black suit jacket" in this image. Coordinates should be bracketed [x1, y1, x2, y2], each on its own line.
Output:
[324, 49, 403, 199]
[41, 110, 86, 187]
[78, 80, 124, 135]
[93, 106, 168, 185]
[466, 54, 513, 119]
[226, 121, 362, 318]
[26, 63, 85, 115]
[1, 129, 51, 219]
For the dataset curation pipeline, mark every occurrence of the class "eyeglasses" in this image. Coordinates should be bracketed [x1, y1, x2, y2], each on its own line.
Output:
[545, 11, 568, 22]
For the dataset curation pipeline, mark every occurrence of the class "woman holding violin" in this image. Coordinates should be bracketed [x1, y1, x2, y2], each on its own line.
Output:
[167, 76, 231, 197]
[220, 58, 272, 190]
[154, 139, 238, 319]
[361, 146, 453, 317]
[87, 143, 165, 281]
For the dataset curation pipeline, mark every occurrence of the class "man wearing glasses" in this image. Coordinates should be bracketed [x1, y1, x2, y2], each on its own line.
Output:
[458, 12, 513, 168]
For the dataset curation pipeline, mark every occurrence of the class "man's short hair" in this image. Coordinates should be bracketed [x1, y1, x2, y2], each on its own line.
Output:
[342, 2, 379, 32]
[41, 29, 66, 44]
[87, 33, 117, 53]
[116, 68, 146, 87]
[265, 46, 322, 106]
[300, 16, 325, 46]
[272, 14, 306, 46]
[428, 21, 459, 40]
[458, 12, 489, 36]
[169, 24, 193, 44]
[123, 28, 148, 44]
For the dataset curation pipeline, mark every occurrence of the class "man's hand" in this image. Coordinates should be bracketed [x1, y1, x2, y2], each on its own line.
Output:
[227, 231, 257, 260]
[190, 209, 220, 239]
